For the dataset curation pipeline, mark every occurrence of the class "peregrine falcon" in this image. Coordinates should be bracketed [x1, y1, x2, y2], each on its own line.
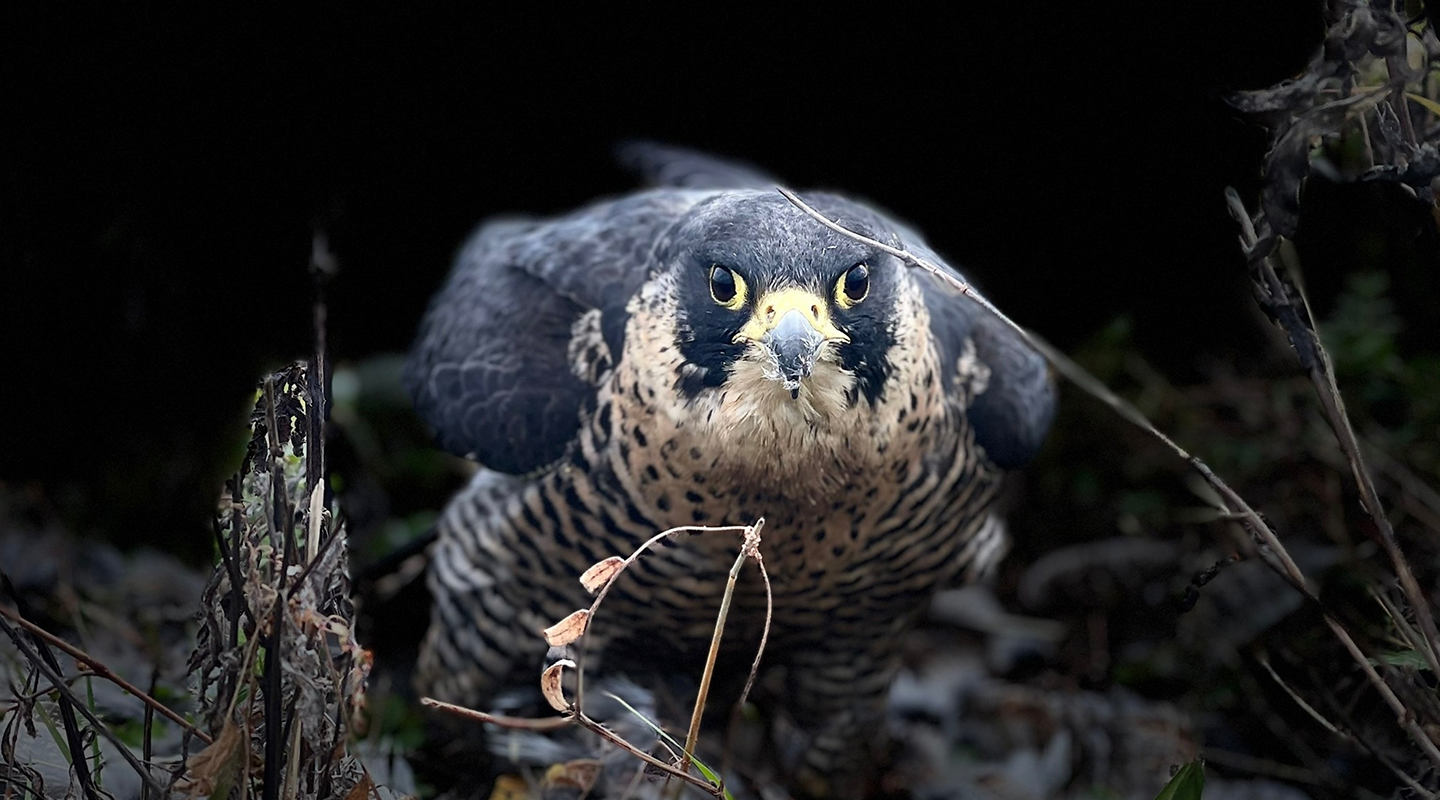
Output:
[406, 145, 1056, 794]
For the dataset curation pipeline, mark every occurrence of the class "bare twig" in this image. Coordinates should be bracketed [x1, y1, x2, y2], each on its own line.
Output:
[573, 523, 752, 713]
[0, 604, 211, 745]
[1199, 747, 1327, 787]
[0, 577, 100, 800]
[736, 540, 772, 711]
[0, 613, 168, 797]
[260, 378, 289, 800]
[679, 519, 765, 780]
[776, 188, 1029, 338]
[1257, 651, 1343, 736]
[421, 698, 724, 797]
[1230, 188, 1440, 678]
[1303, 653, 1440, 799]
[141, 666, 157, 800]
[426, 520, 775, 798]
[780, 185, 1440, 772]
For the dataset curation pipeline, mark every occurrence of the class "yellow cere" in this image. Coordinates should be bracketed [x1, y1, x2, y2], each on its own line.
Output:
[734, 286, 850, 344]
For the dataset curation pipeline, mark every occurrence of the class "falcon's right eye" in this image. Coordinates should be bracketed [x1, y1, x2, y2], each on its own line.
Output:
[709, 265, 747, 310]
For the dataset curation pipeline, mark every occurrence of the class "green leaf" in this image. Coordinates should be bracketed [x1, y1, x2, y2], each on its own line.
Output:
[1154, 759, 1205, 800]
[1371, 649, 1430, 670]
[85, 677, 102, 790]
[34, 700, 71, 762]
[1405, 92, 1440, 118]
[603, 691, 735, 800]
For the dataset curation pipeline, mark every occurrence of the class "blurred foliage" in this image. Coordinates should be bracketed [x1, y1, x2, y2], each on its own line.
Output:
[1153, 760, 1206, 800]
[1001, 257, 1440, 798]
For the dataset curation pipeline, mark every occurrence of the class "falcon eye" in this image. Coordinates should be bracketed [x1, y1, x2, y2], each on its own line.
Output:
[836, 262, 870, 308]
[709, 264, 747, 309]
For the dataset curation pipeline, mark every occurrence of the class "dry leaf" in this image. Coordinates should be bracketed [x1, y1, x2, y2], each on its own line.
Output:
[542, 609, 590, 646]
[487, 774, 531, 800]
[174, 719, 249, 798]
[343, 769, 377, 800]
[579, 556, 625, 593]
[543, 759, 601, 793]
[541, 658, 576, 712]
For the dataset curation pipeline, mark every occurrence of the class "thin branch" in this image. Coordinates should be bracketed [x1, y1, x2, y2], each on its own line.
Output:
[416, 700, 573, 731]
[781, 185, 1440, 773]
[680, 519, 765, 779]
[573, 524, 752, 713]
[421, 698, 723, 797]
[260, 378, 289, 800]
[0, 613, 168, 797]
[737, 544, 772, 710]
[0, 605, 211, 745]
[141, 666, 157, 800]
[0, 576, 100, 800]
[1257, 651, 1343, 736]
[777, 187, 1029, 338]
[1228, 187, 1440, 677]
[1304, 652, 1440, 799]
[1199, 747, 1326, 787]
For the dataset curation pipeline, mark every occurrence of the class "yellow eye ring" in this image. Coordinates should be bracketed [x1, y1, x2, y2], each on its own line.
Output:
[835, 262, 870, 308]
[709, 265, 747, 310]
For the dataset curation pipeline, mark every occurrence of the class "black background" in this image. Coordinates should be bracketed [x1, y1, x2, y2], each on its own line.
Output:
[4, 5, 1333, 551]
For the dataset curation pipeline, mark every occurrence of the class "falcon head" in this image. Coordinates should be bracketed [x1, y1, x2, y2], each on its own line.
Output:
[664, 191, 906, 411]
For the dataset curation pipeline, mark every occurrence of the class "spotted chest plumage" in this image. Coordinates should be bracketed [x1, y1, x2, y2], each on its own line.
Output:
[406, 146, 1055, 796]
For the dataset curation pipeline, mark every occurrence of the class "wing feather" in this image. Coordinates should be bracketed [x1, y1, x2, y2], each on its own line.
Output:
[404, 191, 710, 474]
[907, 241, 1056, 468]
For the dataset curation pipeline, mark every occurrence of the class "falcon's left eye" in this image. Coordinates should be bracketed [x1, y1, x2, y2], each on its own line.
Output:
[836, 262, 870, 308]
[709, 264, 747, 310]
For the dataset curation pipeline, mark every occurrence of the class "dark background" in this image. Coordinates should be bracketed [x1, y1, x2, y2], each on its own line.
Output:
[2, 5, 1354, 554]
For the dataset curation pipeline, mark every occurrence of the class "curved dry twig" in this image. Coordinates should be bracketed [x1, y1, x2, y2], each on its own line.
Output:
[779, 185, 1440, 772]
[421, 698, 724, 797]
[0, 604, 213, 746]
[571, 523, 751, 713]
[0, 613, 170, 797]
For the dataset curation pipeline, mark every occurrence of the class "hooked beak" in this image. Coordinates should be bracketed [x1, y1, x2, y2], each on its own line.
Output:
[765, 310, 826, 393]
[732, 287, 849, 397]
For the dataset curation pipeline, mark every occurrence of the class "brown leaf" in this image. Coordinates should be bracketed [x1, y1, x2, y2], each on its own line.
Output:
[542, 609, 590, 647]
[541, 658, 576, 712]
[343, 769, 377, 800]
[543, 759, 601, 793]
[579, 556, 625, 593]
[486, 774, 531, 800]
[174, 719, 248, 798]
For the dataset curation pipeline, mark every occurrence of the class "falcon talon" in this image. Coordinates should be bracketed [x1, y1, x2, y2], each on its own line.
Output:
[405, 143, 1057, 795]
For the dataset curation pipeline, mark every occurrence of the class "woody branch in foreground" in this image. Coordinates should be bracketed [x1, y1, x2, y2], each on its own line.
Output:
[778, 187, 1440, 782]
[424, 518, 772, 799]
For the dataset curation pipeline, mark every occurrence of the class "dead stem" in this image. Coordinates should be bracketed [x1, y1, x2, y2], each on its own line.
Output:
[1250, 211, 1440, 677]
[736, 534, 772, 710]
[0, 604, 213, 745]
[679, 519, 765, 781]
[421, 698, 724, 797]
[416, 699, 572, 731]
[573, 524, 752, 714]
[0, 613, 168, 797]
[781, 185, 1440, 774]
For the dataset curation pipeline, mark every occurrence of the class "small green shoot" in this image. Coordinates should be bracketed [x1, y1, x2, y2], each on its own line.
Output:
[86, 675, 102, 791]
[604, 691, 735, 800]
[1371, 649, 1431, 671]
[1153, 759, 1205, 800]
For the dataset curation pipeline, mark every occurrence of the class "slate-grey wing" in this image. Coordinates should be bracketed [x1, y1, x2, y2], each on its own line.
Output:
[404, 191, 713, 475]
[404, 219, 595, 475]
[908, 240, 1056, 469]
